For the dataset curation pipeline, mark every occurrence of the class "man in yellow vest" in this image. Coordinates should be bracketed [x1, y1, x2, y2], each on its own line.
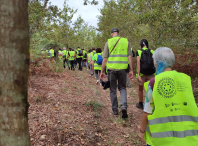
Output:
[67, 48, 76, 71]
[138, 47, 198, 146]
[76, 47, 84, 71]
[62, 47, 67, 68]
[100, 27, 134, 118]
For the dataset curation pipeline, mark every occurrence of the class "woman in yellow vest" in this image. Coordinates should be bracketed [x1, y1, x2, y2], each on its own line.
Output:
[138, 47, 198, 146]
[136, 39, 155, 110]
[87, 49, 92, 71]
[92, 48, 103, 85]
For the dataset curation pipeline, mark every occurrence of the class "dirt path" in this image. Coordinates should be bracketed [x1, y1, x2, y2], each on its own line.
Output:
[28, 61, 146, 146]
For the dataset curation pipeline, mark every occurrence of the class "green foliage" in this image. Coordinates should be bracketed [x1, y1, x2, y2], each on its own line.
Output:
[49, 59, 64, 73]
[29, 0, 97, 54]
[96, 0, 198, 51]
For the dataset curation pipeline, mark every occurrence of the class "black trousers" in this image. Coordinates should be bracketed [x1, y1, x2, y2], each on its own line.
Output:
[69, 60, 74, 70]
[63, 59, 67, 68]
[76, 58, 82, 71]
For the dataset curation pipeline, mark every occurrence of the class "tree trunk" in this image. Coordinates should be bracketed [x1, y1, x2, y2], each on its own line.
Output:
[0, 0, 30, 145]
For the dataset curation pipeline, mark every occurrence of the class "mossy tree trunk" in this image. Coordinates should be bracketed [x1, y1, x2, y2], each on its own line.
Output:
[0, 0, 30, 145]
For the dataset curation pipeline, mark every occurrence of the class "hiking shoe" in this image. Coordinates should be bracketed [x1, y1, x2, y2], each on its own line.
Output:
[136, 103, 143, 110]
[113, 110, 118, 117]
[122, 109, 128, 119]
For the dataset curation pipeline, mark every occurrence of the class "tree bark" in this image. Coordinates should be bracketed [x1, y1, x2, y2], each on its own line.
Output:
[0, 0, 30, 145]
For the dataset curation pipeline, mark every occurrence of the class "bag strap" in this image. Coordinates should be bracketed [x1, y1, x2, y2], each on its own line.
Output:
[110, 37, 121, 54]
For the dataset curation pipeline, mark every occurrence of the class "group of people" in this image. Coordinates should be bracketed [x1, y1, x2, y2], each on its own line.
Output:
[41, 27, 198, 146]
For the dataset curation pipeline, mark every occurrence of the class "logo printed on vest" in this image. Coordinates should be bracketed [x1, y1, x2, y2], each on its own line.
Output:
[157, 77, 176, 98]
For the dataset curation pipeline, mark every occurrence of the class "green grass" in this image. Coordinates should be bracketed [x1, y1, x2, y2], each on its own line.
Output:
[85, 100, 104, 117]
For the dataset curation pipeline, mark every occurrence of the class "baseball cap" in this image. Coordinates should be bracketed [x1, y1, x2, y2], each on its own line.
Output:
[111, 27, 119, 33]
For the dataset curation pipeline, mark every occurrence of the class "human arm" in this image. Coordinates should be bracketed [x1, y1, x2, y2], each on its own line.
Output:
[138, 82, 154, 140]
[92, 60, 94, 70]
[127, 43, 134, 79]
[137, 56, 142, 83]
[67, 52, 70, 59]
[128, 56, 133, 79]
[138, 112, 151, 141]
[100, 58, 108, 80]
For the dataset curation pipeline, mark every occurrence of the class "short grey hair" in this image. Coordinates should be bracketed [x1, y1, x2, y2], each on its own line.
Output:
[153, 47, 175, 68]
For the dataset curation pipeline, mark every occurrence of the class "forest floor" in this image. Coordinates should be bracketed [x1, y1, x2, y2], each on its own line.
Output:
[28, 54, 198, 146]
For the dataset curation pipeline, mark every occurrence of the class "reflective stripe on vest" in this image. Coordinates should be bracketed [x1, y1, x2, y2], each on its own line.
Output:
[107, 37, 128, 70]
[144, 71, 198, 146]
[149, 115, 198, 125]
[109, 54, 128, 57]
[146, 127, 198, 138]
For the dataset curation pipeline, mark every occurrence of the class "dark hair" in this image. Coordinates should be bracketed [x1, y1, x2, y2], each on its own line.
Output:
[89, 49, 92, 53]
[59, 48, 61, 50]
[140, 39, 149, 49]
[96, 48, 102, 53]
[92, 47, 95, 50]
[69, 48, 72, 51]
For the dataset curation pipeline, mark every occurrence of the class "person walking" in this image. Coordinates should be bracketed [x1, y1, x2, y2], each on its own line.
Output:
[138, 47, 198, 146]
[62, 47, 67, 68]
[126, 48, 136, 87]
[100, 27, 134, 118]
[67, 48, 76, 71]
[87, 49, 92, 71]
[89, 48, 95, 77]
[58, 48, 63, 60]
[92, 48, 103, 85]
[76, 47, 84, 71]
[136, 39, 155, 110]
[82, 48, 88, 70]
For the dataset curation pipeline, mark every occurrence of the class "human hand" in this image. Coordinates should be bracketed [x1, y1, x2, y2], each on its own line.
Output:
[100, 72, 105, 80]
[138, 131, 145, 143]
[138, 75, 142, 83]
[128, 71, 133, 79]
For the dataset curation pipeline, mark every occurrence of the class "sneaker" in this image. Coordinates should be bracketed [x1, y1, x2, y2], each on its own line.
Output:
[136, 103, 143, 110]
[96, 80, 99, 84]
[122, 109, 128, 119]
[113, 110, 118, 117]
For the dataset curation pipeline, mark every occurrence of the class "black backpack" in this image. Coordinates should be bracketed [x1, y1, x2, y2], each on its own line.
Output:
[140, 49, 155, 75]
[78, 50, 83, 56]
[84, 53, 87, 58]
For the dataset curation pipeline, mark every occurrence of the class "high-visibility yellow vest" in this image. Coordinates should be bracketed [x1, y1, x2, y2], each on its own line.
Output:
[107, 37, 128, 70]
[41, 51, 45, 54]
[58, 50, 62, 59]
[144, 71, 198, 146]
[93, 53, 102, 70]
[50, 49, 54, 57]
[68, 51, 75, 61]
[76, 49, 83, 58]
[91, 51, 96, 58]
[62, 50, 67, 60]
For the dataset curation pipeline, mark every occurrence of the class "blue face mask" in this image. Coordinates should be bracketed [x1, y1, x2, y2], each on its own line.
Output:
[156, 62, 166, 75]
